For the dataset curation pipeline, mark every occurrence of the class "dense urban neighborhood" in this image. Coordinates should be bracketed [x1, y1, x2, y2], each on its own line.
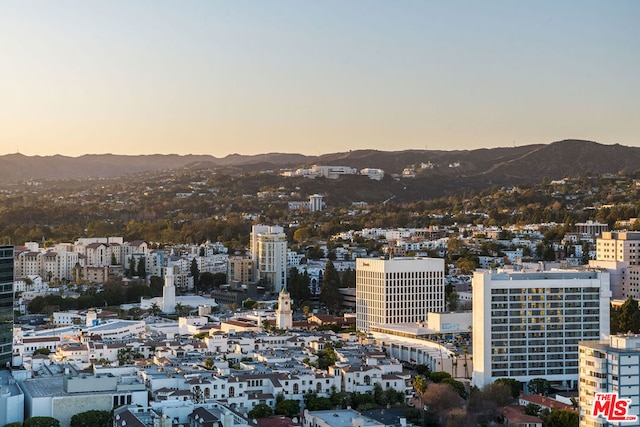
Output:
[3, 157, 640, 427]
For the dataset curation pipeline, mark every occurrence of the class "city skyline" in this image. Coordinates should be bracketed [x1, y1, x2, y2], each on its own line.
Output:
[2, 1, 639, 157]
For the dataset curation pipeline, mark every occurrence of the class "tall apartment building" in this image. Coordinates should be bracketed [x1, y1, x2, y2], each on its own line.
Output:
[590, 231, 640, 299]
[472, 270, 610, 389]
[228, 256, 254, 284]
[250, 225, 287, 293]
[355, 257, 445, 332]
[579, 334, 640, 427]
[0, 246, 13, 367]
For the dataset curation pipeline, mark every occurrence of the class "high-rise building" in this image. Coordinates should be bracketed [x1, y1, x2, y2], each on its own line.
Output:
[579, 334, 640, 427]
[472, 270, 610, 389]
[250, 225, 287, 293]
[590, 231, 640, 299]
[0, 246, 13, 367]
[355, 257, 445, 332]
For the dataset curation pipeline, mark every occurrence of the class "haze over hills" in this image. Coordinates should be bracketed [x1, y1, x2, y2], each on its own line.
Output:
[1, 140, 639, 183]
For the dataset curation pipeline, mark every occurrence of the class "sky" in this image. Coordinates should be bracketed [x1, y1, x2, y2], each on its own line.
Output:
[1, 1, 639, 157]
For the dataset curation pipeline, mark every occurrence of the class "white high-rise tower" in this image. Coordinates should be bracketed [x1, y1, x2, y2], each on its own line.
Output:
[250, 225, 287, 293]
[162, 266, 176, 313]
[276, 288, 293, 330]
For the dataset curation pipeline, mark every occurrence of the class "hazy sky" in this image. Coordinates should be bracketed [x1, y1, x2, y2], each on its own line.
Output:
[1, 1, 639, 157]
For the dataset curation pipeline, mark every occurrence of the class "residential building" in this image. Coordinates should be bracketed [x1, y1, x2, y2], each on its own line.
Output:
[251, 225, 287, 293]
[356, 257, 445, 332]
[579, 334, 640, 427]
[228, 256, 253, 285]
[590, 231, 640, 299]
[0, 246, 13, 368]
[19, 372, 147, 426]
[302, 409, 384, 427]
[472, 270, 611, 389]
[576, 221, 609, 238]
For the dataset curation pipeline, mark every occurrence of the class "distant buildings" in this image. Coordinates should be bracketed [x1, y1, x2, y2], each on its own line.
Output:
[355, 257, 445, 332]
[281, 165, 384, 180]
[472, 270, 610, 389]
[308, 194, 323, 212]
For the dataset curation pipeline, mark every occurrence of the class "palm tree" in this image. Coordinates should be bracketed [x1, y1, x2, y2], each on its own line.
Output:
[150, 302, 161, 318]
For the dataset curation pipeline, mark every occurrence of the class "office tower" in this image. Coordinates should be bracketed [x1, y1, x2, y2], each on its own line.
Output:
[0, 246, 13, 367]
[579, 335, 640, 427]
[250, 225, 287, 293]
[472, 270, 610, 389]
[355, 257, 445, 332]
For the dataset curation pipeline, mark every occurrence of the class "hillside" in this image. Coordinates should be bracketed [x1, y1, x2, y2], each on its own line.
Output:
[0, 140, 638, 183]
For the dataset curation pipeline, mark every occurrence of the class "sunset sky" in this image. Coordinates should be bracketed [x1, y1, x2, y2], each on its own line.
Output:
[1, 1, 639, 157]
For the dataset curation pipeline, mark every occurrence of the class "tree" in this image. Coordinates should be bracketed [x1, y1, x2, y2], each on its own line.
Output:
[275, 399, 300, 417]
[413, 375, 428, 394]
[136, 256, 146, 278]
[243, 299, 258, 310]
[190, 258, 200, 292]
[111, 252, 117, 266]
[429, 371, 452, 383]
[615, 296, 640, 334]
[33, 347, 51, 356]
[248, 403, 273, 419]
[24, 417, 61, 427]
[442, 377, 467, 399]
[70, 410, 111, 427]
[524, 402, 541, 416]
[149, 302, 161, 317]
[527, 378, 551, 396]
[544, 409, 579, 427]
[128, 256, 136, 278]
[319, 260, 342, 314]
[423, 383, 465, 426]
[446, 291, 459, 311]
[288, 268, 311, 304]
[494, 378, 522, 398]
[174, 303, 192, 317]
[204, 357, 214, 370]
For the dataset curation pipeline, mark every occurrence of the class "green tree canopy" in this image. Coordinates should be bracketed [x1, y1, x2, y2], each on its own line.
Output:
[70, 410, 112, 427]
[494, 378, 522, 399]
[247, 403, 273, 419]
[544, 409, 579, 427]
[24, 417, 61, 427]
[319, 260, 342, 314]
[613, 296, 640, 334]
[275, 399, 300, 417]
[527, 378, 551, 396]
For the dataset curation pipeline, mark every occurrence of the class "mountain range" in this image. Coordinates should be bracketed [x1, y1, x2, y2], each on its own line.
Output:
[1, 139, 639, 183]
